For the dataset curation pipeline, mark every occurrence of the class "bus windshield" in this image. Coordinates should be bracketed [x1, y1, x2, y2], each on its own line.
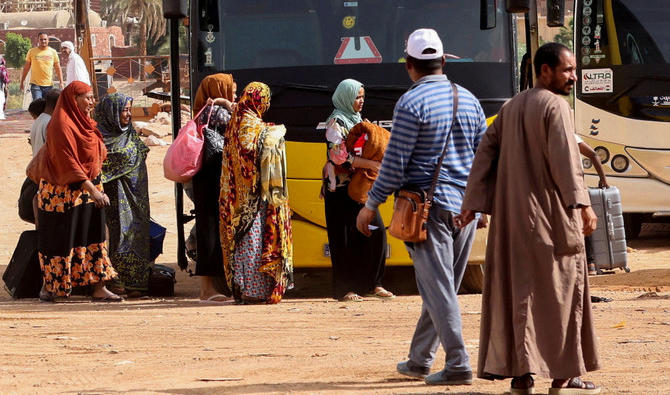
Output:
[197, 0, 510, 71]
[611, 0, 669, 65]
[576, 0, 670, 122]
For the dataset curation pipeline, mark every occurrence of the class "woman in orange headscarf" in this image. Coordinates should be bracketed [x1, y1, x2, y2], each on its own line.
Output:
[190, 73, 236, 304]
[219, 82, 293, 304]
[29, 81, 121, 302]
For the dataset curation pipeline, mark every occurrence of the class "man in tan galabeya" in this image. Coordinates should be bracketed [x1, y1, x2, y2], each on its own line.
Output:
[456, 42, 601, 395]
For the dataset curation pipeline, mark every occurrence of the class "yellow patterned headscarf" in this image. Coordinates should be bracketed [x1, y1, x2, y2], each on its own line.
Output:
[237, 82, 271, 118]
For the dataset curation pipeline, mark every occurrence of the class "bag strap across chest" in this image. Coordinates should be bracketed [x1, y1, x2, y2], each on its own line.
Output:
[423, 82, 460, 214]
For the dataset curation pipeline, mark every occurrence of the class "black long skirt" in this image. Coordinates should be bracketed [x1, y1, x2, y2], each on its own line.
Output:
[324, 185, 387, 299]
[192, 153, 225, 278]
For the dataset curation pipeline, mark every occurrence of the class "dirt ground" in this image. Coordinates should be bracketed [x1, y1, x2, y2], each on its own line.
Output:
[1, 112, 669, 395]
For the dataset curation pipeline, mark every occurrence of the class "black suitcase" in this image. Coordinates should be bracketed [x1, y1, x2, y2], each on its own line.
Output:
[3, 230, 42, 299]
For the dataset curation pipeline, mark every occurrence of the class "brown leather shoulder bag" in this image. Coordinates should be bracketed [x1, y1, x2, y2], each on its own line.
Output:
[388, 82, 459, 242]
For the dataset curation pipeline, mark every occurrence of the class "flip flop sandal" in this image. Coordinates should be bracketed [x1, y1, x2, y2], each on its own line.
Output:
[91, 295, 124, 302]
[510, 374, 534, 395]
[549, 377, 601, 395]
[39, 289, 55, 303]
[340, 293, 364, 302]
[199, 294, 233, 305]
[364, 289, 396, 299]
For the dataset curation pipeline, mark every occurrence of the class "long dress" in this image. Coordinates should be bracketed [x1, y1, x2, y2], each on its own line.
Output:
[96, 93, 151, 292]
[322, 78, 387, 299]
[31, 81, 118, 297]
[219, 82, 293, 303]
[193, 104, 230, 280]
[323, 119, 386, 300]
[461, 87, 600, 379]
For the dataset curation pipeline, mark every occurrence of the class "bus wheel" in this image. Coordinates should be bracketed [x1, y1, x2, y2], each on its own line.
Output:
[624, 213, 643, 240]
[459, 264, 485, 294]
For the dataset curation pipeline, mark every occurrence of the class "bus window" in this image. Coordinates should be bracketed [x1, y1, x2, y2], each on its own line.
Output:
[611, 0, 668, 65]
[199, 0, 510, 71]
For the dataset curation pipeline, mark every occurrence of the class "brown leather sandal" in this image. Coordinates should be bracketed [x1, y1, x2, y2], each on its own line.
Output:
[549, 377, 601, 395]
[510, 373, 534, 395]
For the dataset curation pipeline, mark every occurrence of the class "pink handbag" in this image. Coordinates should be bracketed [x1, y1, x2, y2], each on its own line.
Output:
[163, 106, 211, 183]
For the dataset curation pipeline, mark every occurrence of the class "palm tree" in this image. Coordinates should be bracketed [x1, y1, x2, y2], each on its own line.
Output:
[102, 0, 166, 56]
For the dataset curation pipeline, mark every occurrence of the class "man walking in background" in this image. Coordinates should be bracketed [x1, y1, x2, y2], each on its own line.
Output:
[457, 42, 601, 395]
[20, 32, 63, 100]
[356, 28, 487, 386]
[60, 41, 91, 87]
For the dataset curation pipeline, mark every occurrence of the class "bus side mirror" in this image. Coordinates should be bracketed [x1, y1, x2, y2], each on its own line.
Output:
[546, 0, 566, 27]
[162, 0, 187, 19]
[480, 0, 497, 30]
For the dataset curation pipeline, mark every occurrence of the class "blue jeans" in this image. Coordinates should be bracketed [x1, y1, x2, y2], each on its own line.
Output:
[30, 84, 52, 101]
[405, 207, 477, 373]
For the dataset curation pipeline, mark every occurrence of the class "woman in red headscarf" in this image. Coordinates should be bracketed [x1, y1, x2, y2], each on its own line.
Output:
[28, 81, 121, 302]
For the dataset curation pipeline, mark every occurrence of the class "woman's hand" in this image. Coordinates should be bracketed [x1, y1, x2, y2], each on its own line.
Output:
[207, 97, 234, 112]
[91, 190, 110, 208]
[83, 180, 110, 208]
[352, 157, 381, 172]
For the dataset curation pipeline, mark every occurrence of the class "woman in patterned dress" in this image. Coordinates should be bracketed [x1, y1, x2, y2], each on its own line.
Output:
[219, 82, 293, 304]
[28, 81, 121, 302]
[94, 93, 151, 297]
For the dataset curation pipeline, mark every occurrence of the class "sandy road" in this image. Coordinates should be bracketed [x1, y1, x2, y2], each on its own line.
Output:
[1, 121, 669, 394]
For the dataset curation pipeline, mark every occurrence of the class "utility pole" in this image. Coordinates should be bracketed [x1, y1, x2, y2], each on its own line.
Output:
[74, 0, 96, 95]
[162, 0, 189, 272]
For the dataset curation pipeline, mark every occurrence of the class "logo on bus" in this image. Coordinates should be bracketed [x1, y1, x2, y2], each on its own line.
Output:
[316, 120, 393, 130]
[581, 68, 613, 94]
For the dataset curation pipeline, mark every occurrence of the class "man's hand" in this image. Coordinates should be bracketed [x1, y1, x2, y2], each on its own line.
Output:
[20, 81, 25, 91]
[454, 209, 476, 229]
[598, 179, 610, 188]
[581, 206, 598, 236]
[477, 214, 488, 229]
[356, 207, 376, 237]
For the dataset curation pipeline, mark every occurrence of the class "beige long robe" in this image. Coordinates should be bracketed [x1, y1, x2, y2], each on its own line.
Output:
[462, 87, 600, 379]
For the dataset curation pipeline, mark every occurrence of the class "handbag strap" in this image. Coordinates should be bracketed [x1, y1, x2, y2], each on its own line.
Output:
[423, 82, 459, 215]
[205, 105, 214, 126]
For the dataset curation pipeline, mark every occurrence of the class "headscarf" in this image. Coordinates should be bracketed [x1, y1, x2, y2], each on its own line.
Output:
[94, 92, 133, 139]
[94, 93, 149, 183]
[60, 41, 75, 52]
[193, 73, 235, 114]
[326, 78, 363, 132]
[227, 81, 271, 134]
[33, 81, 106, 185]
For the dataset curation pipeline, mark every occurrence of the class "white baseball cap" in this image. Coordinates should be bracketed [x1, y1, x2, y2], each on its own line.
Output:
[406, 28, 444, 60]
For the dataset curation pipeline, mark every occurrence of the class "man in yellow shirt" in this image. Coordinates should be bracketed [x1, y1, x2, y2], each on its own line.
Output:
[20, 32, 64, 100]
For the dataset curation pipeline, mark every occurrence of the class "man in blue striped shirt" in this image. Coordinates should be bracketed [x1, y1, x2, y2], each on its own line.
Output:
[356, 28, 487, 386]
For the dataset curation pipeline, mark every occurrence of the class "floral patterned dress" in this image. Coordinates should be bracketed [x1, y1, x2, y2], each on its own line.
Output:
[95, 93, 151, 292]
[219, 82, 293, 303]
[38, 176, 117, 296]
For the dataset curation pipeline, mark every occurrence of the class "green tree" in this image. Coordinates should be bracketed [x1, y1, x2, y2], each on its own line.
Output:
[553, 17, 574, 50]
[4, 32, 32, 68]
[102, 0, 166, 56]
[153, 24, 189, 55]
